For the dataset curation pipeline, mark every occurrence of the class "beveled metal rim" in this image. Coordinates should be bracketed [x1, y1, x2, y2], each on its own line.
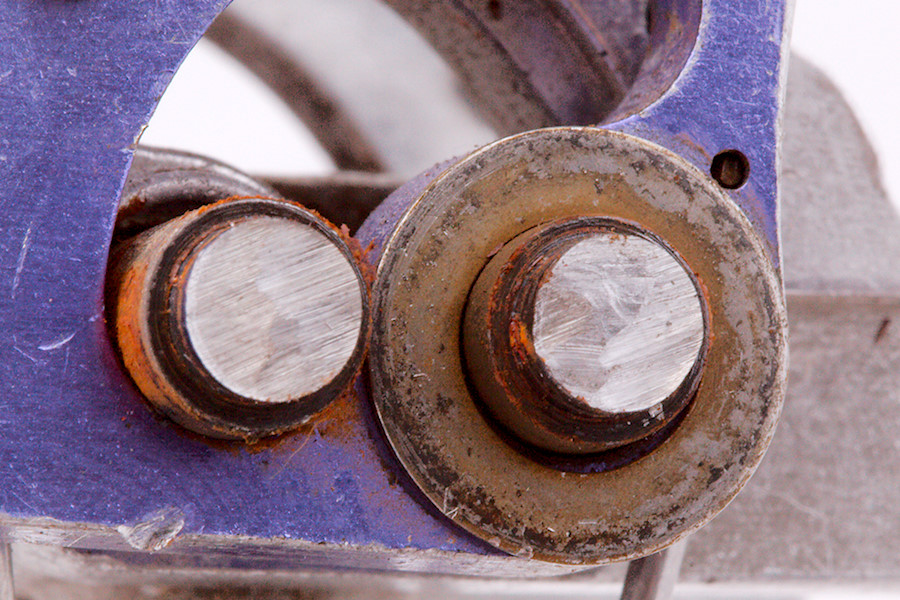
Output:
[368, 126, 787, 564]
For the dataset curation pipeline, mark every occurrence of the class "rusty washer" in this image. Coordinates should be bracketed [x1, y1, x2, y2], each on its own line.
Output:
[366, 127, 787, 564]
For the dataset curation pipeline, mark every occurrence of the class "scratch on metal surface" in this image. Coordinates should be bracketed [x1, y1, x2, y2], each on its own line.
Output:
[768, 489, 828, 522]
[12, 346, 38, 363]
[270, 423, 321, 479]
[10, 491, 36, 513]
[54, 347, 71, 403]
[117, 506, 185, 551]
[11, 222, 33, 298]
[38, 331, 76, 351]
[442, 487, 459, 518]
[10, 476, 39, 513]
[161, 0, 192, 46]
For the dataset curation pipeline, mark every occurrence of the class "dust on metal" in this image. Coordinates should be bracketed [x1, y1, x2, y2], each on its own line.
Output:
[366, 127, 787, 564]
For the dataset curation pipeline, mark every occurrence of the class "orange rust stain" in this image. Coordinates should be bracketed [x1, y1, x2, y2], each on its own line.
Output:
[108, 195, 375, 456]
[344, 232, 376, 289]
[508, 316, 533, 361]
[114, 194, 148, 236]
[255, 386, 364, 452]
[695, 274, 715, 344]
[154, 379, 370, 456]
[671, 133, 713, 163]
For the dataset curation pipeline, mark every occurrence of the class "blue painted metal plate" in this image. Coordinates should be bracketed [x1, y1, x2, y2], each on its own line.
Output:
[0, 0, 789, 568]
[0, 0, 489, 558]
[609, 0, 791, 262]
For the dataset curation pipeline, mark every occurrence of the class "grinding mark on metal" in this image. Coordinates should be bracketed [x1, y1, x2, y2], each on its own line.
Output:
[184, 216, 364, 403]
[37, 331, 76, 352]
[11, 221, 33, 298]
[533, 233, 704, 413]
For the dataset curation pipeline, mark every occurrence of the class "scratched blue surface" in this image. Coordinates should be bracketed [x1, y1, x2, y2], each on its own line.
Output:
[0, 0, 787, 563]
[0, 0, 489, 556]
[609, 0, 789, 264]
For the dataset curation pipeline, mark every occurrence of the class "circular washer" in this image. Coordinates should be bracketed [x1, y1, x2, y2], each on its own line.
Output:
[367, 127, 787, 564]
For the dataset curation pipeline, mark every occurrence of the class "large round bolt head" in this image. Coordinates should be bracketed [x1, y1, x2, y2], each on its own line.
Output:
[463, 217, 708, 454]
[108, 198, 369, 440]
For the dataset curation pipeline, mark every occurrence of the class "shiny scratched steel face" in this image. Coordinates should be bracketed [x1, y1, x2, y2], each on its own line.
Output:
[532, 232, 705, 414]
[185, 216, 364, 403]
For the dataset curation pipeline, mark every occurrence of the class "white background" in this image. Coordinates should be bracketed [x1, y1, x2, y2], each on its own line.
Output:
[791, 0, 900, 206]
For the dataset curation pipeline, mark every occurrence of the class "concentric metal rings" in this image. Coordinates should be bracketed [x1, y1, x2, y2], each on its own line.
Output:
[365, 127, 787, 564]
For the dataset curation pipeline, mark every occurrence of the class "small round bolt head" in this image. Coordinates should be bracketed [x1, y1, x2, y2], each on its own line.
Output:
[463, 217, 708, 454]
[108, 198, 369, 440]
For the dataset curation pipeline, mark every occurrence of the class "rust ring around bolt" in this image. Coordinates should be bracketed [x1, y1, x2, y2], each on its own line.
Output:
[111, 198, 370, 440]
[368, 127, 787, 564]
[462, 216, 710, 456]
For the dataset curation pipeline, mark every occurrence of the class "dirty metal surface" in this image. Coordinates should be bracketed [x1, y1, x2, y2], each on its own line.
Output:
[314, 0, 787, 256]
[109, 198, 369, 440]
[221, 0, 787, 258]
[684, 293, 900, 581]
[0, 0, 514, 572]
[0, 0, 893, 577]
[608, 0, 791, 262]
[351, 0, 791, 562]
[461, 217, 709, 455]
[360, 127, 787, 564]
[263, 171, 404, 233]
[0, 0, 791, 577]
[383, 0, 651, 131]
[6, 541, 632, 600]
[621, 541, 686, 600]
[116, 147, 280, 241]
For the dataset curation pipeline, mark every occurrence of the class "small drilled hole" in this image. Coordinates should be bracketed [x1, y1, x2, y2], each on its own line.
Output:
[710, 150, 750, 189]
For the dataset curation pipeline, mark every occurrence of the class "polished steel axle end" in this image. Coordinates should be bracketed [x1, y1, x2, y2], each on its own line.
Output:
[108, 198, 369, 440]
[463, 218, 708, 454]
